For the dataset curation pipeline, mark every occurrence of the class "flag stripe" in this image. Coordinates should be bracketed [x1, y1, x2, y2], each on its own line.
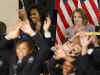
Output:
[68, 0, 77, 10]
[55, 0, 60, 10]
[80, 2, 95, 24]
[60, 0, 73, 27]
[94, 0, 98, 8]
[57, 14, 67, 37]
[85, 0, 98, 25]
[56, 24, 65, 43]
[56, 31, 62, 44]
[56, 0, 70, 29]
[64, 1, 72, 17]
[89, 0, 99, 23]
[57, 8, 69, 28]
[73, 0, 78, 8]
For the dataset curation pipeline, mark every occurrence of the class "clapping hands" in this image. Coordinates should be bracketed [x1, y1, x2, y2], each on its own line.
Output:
[6, 19, 35, 39]
[43, 16, 51, 32]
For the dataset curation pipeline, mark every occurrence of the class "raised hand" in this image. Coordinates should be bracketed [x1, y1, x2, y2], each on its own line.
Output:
[62, 41, 73, 55]
[55, 44, 66, 59]
[80, 33, 93, 48]
[79, 33, 94, 55]
[6, 27, 20, 40]
[20, 20, 35, 36]
[43, 17, 51, 32]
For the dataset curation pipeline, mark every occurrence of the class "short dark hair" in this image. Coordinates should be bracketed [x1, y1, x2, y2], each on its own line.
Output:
[0, 21, 6, 34]
[16, 39, 36, 53]
[72, 8, 88, 25]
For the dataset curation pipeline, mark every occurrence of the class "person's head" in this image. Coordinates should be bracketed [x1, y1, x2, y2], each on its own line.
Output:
[16, 39, 36, 60]
[29, 6, 41, 24]
[28, 5, 48, 24]
[0, 21, 6, 34]
[28, 5, 48, 34]
[72, 8, 88, 26]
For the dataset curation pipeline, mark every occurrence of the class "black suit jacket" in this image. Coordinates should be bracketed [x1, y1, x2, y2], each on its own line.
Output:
[73, 55, 96, 75]
[23, 35, 50, 75]
[73, 47, 100, 75]
[0, 57, 9, 75]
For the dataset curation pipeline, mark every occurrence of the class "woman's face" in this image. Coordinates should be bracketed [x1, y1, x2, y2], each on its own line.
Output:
[73, 12, 83, 26]
[29, 9, 40, 24]
[16, 42, 32, 60]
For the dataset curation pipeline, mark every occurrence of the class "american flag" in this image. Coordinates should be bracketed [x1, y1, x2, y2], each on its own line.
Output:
[56, 0, 100, 44]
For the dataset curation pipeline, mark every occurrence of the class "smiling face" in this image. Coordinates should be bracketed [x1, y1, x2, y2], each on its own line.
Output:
[73, 12, 83, 26]
[29, 9, 40, 24]
[16, 42, 32, 60]
[72, 8, 88, 26]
